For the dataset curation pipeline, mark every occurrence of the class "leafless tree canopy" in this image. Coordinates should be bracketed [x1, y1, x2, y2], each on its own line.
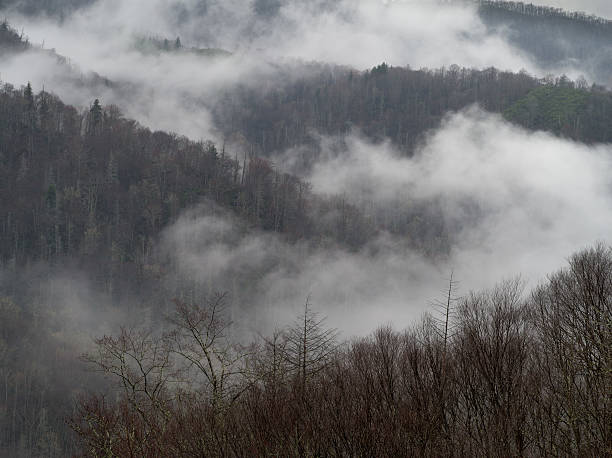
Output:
[70, 246, 612, 457]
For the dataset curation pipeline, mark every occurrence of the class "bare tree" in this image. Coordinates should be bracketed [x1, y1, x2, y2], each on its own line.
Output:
[70, 247, 612, 457]
[530, 244, 612, 456]
[255, 328, 291, 390]
[80, 327, 176, 454]
[76, 294, 255, 456]
[82, 327, 175, 421]
[284, 297, 338, 394]
[430, 272, 460, 357]
[164, 293, 255, 411]
[453, 278, 533, 456]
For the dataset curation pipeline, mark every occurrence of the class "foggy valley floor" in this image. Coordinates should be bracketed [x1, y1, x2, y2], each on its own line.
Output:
[0, 0, 611, 456]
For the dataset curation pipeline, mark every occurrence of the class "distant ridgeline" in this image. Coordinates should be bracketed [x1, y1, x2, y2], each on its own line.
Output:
[2, 16, 611, 147]
[476, 1, 612, 86]
[475, 0, 611, 25]
[213, 64, 612, 157]
[133, 36, 232, 59]
[0, 0, 95, 17]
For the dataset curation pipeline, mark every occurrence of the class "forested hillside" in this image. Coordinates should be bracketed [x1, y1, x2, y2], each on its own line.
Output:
[3, 16, 612, 155]
[3, 73, 611, 457]
[0, 82, 386, 281]
[214, 64, 612, 156]
[0, 84, 323, 454]
[4, 70, 609, 293]
[214, 64, 538, 154]
[1, 1, 611, 456]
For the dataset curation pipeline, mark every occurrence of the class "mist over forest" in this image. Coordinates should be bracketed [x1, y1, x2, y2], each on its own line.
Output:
[0, 1, 610, 456]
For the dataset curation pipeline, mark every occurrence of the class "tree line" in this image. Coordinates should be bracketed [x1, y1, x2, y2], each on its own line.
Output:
[213, 64, 612, 157]
[71, 245, 612, 456]
[478, 0, 612, 85]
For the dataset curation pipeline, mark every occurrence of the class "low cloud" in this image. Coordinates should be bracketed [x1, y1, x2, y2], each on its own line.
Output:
[160, 205, 442, 337]
[265, 1, 536, 71]
[0, 0, 578, 140]
[159, 108, 612, 336]
[306, 107, 612, 282]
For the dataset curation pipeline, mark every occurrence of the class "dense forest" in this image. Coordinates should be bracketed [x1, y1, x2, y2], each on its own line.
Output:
[1, 0, 611, 456]
[0, 82, 384, 267]
[213, 64, 612, 156]
[0, 84, 377, 454]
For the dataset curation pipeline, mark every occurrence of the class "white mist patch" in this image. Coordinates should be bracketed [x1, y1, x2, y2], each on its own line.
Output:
[15, 0, 540, 72]
[0, 0, 571, 140]
[308, 107, 612, 287]
[160, 205, 444, 337]
[160, 110, 612, 336]
[0, 265, 132, 346]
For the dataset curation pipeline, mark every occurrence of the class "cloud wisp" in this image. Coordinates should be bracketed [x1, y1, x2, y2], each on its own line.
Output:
[2, 1, 610, 335]
[532, 0, 612, 19]
[0, 0, 587, 140]
[159, 108, 612, 336]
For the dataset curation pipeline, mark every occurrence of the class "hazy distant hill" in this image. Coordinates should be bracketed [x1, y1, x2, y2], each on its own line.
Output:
[133, 35, 232, 59]
[0, 0, 94, 16]
[478, 0, 612, 86]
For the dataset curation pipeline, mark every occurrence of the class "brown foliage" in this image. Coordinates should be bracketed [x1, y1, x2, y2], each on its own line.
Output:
[71, 247, 612, 457]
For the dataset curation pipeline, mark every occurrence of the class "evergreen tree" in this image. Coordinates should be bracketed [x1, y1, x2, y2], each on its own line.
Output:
[88, 98, 102, 134]
[24, 82, 34, 111]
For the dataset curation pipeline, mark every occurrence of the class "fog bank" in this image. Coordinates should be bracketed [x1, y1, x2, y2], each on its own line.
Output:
[158, 108, 612, 335]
